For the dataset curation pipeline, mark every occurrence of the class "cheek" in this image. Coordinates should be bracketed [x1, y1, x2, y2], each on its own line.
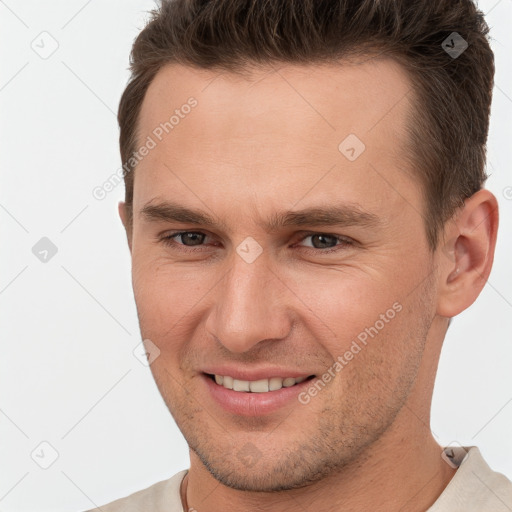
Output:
[317, 304, 422, 427]
[132, 251, 203, 301]
[280, 264, 405, 348]
[130, 242, 426, 355]
[131, 258, 217, 347]
[132, 262, 179, 330]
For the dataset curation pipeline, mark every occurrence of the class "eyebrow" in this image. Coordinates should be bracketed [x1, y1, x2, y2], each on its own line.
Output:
[140, 200, 381, 231]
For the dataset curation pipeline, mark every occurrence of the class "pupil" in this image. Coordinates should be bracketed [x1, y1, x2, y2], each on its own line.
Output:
[182, 233, 204, 246]
[312, 234, 336, 249]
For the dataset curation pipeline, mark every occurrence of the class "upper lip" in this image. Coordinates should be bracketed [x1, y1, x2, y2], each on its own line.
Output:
[202, 366, 315, 381]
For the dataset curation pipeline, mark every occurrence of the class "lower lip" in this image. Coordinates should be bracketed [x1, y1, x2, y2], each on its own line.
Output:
[202, 374, 315, 416]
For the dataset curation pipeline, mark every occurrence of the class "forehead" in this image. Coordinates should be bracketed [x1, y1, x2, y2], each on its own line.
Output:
[139, 56, 412, 128]
[134, 58, 418, 223]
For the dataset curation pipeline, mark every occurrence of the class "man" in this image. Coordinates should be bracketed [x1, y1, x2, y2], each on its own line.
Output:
[90, 0, 512, 510]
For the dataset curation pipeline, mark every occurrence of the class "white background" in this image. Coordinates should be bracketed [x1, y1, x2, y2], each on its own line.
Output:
[0, 1, 511, 510]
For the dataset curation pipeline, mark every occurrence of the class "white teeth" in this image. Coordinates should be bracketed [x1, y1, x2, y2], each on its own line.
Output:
[213, 375, 308, 393]
[269, 377, 284, 391]
[233, 379, 250, 392]
[222, 375, 234, 389]
[282, 377, 297, 387]
[249, 379, 269, 393]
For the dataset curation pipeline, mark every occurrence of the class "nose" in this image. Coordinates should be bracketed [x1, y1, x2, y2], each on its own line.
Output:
[205, 249, 292, 353]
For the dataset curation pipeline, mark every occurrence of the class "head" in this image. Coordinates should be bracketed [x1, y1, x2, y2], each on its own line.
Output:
[117, 0, 498, 492]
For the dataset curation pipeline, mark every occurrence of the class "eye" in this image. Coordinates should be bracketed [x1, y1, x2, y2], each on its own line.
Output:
[160, 231, 212, 250]
[296, 232, 353, 253]
[158, 230, 354, 254]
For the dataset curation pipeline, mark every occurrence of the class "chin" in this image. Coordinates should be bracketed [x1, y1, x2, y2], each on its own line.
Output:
[191, 441, 353, 493]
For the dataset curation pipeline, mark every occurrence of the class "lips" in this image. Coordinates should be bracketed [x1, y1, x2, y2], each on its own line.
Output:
[201, 371, 317, 416]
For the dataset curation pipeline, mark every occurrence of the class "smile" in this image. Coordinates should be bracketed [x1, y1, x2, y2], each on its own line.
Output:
[208, 374, 314, 393]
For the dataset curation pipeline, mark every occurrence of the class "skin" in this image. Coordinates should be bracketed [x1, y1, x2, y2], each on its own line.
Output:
[119, 58, 498, 511]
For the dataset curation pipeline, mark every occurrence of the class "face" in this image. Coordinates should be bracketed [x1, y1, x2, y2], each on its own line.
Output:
[125, 58, 441, 491]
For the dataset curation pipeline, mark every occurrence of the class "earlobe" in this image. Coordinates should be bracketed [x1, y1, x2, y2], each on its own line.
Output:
[436, 189, 499, 318]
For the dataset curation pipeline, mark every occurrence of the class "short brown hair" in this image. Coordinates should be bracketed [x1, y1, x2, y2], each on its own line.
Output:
[118, 0, 494, 250]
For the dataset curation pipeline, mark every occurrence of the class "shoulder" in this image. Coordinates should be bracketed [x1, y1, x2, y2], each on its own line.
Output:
[429, 446, 512, 511]
[83, 469, 188, 512]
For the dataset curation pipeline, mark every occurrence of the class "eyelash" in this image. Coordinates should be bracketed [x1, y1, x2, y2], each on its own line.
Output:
[158, 231, 354, 254]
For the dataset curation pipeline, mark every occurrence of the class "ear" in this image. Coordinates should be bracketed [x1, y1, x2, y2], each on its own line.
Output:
[436, 189, 499, 318]
[118, 201, 133, 253]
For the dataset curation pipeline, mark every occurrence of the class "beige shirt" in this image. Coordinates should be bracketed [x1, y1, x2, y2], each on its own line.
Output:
[88, 446, 512, 511]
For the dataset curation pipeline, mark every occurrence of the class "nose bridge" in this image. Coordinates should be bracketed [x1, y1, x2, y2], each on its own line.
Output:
[205, 250, 291, 353]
